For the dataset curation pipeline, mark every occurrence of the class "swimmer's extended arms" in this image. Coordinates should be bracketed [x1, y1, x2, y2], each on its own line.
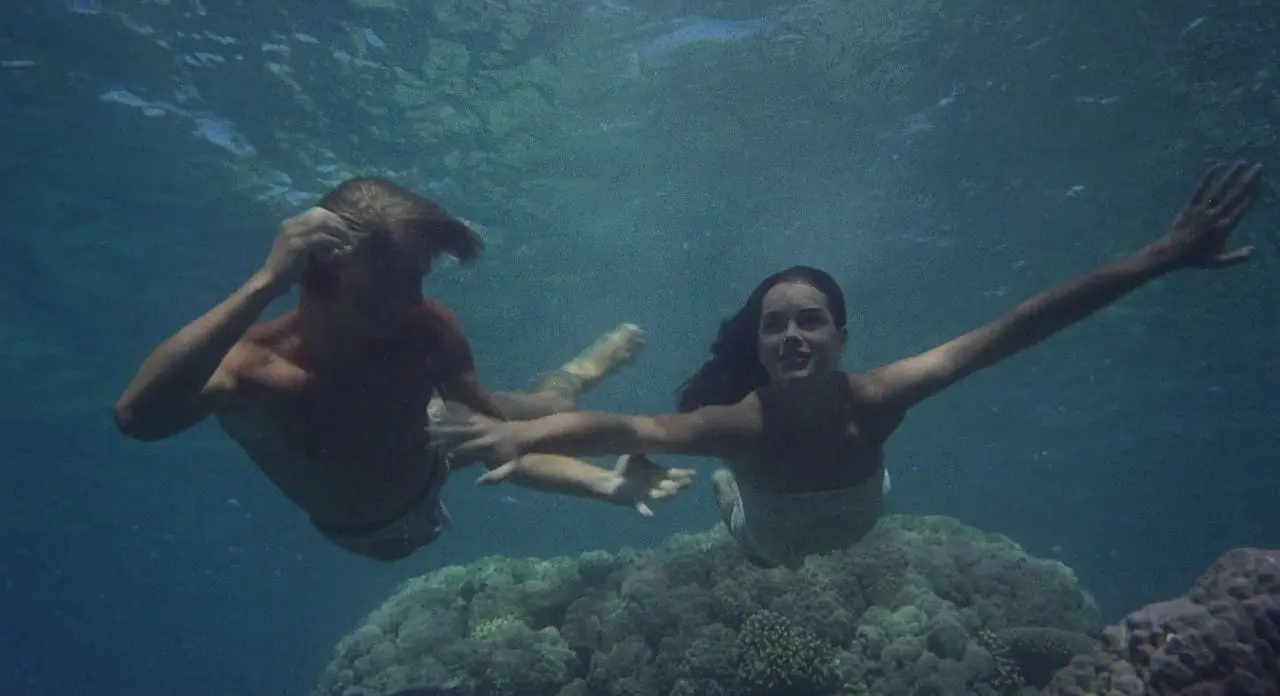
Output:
[481, 453, 694, 518]
[436, 403, 752, 467]
[115, 209, 353, 441]
[860, 161, 1264, 414]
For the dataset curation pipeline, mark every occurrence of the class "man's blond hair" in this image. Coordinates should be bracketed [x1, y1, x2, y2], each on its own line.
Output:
[317, 177, 483, 266]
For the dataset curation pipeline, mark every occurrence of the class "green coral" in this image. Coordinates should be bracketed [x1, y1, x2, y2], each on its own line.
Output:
[314, 516, 1102, 696]
[461, 624, 578, 696]
[470, 615, 526, 640]
[994, 626, 1098, 688]
[976, 629, 1026, 695]
[734, 610, 837, 695]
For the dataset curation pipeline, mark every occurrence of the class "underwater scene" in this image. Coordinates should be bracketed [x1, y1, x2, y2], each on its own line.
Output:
[1, 0, 1277, 694]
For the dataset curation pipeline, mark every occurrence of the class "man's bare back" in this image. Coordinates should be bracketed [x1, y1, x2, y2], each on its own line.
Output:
[216, 308, 447, 531]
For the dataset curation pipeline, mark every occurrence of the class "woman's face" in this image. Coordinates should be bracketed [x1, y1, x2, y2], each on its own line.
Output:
[756, 281, 846, 385]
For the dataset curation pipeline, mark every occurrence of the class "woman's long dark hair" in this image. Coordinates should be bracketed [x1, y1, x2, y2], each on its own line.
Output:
[676, 266, 847, 412]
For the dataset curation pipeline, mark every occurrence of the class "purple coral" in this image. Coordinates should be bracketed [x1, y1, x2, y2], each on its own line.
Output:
[1188, 548, 1280, 604]
[1047, 547, 1280, 696]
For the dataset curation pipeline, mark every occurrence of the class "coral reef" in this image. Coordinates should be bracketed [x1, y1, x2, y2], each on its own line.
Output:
[1046, 547, 1280, 696]
[314, 514, 1103, 696]
[992, 627, 1097, 689]
[734, 610, 836, 695]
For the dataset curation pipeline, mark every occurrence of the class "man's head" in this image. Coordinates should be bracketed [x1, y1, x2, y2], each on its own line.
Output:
[300, 177, 483, 333]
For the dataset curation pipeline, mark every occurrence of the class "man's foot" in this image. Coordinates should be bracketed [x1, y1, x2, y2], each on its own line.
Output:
[711, 467, 740, 523]
[539, 323, 646, 397]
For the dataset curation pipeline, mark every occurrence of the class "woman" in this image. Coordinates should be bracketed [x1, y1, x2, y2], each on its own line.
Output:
[436, 162, 1264, 569]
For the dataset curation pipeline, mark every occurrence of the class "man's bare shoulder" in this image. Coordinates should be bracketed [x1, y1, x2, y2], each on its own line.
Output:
[221, 316, 304, 389]
[411, 297, 455, 325]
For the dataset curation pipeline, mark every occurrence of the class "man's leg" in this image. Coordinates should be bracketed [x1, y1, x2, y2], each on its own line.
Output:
[491, 322, 645, 419]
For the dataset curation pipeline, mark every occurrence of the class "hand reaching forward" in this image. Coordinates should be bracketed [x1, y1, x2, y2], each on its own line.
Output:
[473, 452, 695, 518]
[476, 452, 696, 519]
[599, 454, 695, 518]
[432, 414, 696, 518]
[432, 413, 528, 469]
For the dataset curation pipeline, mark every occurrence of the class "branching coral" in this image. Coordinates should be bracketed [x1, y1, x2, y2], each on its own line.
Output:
[734, 610, 837, 695]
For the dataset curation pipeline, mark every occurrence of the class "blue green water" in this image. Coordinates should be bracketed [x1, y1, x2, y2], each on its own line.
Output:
[1, 0, 1277, 693]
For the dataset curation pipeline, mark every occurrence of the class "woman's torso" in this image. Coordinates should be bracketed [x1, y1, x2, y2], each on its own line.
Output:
[719, 372, 902, 564]
[730, 372, 899, 494]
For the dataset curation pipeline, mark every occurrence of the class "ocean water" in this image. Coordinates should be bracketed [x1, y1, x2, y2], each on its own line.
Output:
[1, 0, 1277, 693]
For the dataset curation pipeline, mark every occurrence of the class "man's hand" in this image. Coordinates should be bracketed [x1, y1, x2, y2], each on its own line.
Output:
[258, 207, 356, 290]
[476, 453, 695, 518]
[1149, 161, 1265, 270]
[432, 412, 529, 469]
[601, 454, 695, 517]
[435, 412, 697, 517]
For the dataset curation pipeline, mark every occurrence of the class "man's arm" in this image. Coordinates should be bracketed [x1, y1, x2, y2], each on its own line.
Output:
[492, 453, 618, 496]
[438, 398, 757, 465]
[437, 370, 508, 421]
[485, 454, 626, 508]
[420, 299, 516, 422]
[114, 273, 279, 440]
[860, 161, 1263, 414]
[114, 207, 352, 441]
[489, 453, 691, 518]
[432, 448, 691, 519]
[438, 322, 645, 421]
[490, 392, 574, 420]
[438, 371, 569, 421]
[527, 407, 749, 459]
[428, 300, 577, 421]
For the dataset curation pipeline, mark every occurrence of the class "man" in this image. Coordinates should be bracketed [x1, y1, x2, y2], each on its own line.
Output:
[115, 177, 692, 562]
